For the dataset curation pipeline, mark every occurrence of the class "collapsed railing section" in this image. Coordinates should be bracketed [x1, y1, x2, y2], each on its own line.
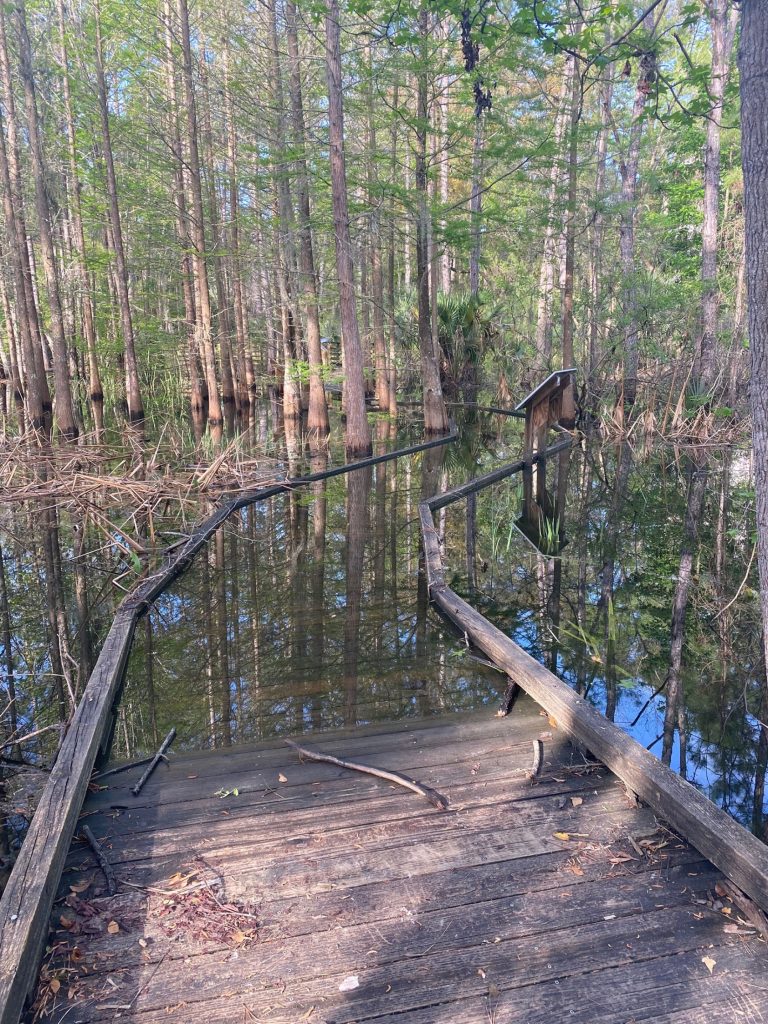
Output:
[418, 436, 768, 913]
[0, 430, 456, 1024]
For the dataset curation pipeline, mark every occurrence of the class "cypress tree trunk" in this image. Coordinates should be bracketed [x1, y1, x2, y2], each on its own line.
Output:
[740, 0, 768, 689]
[177, 0, 223, 436]
[94, 0, 144, 428]
[14, 0, 77, 438]
[57, 0, 104, 435]
[534, 69, 569, 367]
[286, 0, 329, 435]
[560, 24, 581, 427]
[587, 72, 612, 392]
[416, 4, 448, 435]
[324, 0, 371, 455]
[0, 3, 49, 430]
[162, 0, 203, 423]
[618, 34, 658, 413]
[694, 0, 738, 392]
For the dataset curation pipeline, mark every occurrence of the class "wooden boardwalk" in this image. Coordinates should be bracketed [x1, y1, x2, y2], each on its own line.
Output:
[36, 697, 768, 1023]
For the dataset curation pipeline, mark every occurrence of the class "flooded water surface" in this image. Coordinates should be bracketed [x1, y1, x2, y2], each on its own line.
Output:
[2, 410, 766, 858]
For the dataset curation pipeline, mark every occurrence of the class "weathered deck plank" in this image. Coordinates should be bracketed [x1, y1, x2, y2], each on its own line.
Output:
[28, 709, 768, 1024]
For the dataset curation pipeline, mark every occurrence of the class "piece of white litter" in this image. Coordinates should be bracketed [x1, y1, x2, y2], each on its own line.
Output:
[339, 975, 360, 992]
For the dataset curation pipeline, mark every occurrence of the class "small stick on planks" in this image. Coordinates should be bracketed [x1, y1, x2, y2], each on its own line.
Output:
[528, 739, 544, 781]
[81, 824, 117, 895]
[93, 755, 156, 782]
[131, 728, 176, 797]
[284, 738, 449, 810]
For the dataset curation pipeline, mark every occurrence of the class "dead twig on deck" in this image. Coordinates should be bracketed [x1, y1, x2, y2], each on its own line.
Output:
[284, 739, 449, 810]
[81, 824, 118, 896]
[92, 755, 155, 782]
[131, 728, 176, 796]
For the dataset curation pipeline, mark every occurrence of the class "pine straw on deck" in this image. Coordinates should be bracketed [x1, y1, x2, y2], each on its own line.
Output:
[31, 699, 768, 1024]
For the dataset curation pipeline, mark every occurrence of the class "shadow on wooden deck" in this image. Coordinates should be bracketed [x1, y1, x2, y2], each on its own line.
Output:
[31, 698, 768, 1023]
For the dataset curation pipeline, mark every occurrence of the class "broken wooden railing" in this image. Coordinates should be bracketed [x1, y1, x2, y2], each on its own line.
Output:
[0, 431, 455, 1024]
[419, 437, 768, 912]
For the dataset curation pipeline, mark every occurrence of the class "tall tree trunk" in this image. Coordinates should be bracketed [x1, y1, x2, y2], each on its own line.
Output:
[534, 69, 570, 366]
[223, 37, 255, 410]
[365, 42, 389, 413]
[162, 0, 203, 422]
[468, 114, 484, 297]
[618, 41, 658, 412]
[177, 0, 223, 435]
[560, 25, 581, 427]
[387, 82, 399, 416]
[416, 4, 448, 435]
[94, 0, 144, 428]
[324, 0, 371, 455]
[694, 0, 738, 392]
[14, 0, 77, 438]
[57, 0, 103, 435]
[740, 0, 768, 702]
[0, 106, 44, 430]
[0, 3, 49, 430]
[587, 73, 613, 392]
[286, 0, 329, 435]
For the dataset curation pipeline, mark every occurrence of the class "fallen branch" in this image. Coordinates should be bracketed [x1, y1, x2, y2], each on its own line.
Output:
[528, 739, 544, 780]
[92, 755, 156, 782]
[81, 825, 117, 896]
[131, 728, 176, 797]
[284, 739, 449, 810]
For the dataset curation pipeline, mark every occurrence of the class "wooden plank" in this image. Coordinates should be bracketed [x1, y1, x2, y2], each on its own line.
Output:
[71, 771, 624, 875]
[92, 702, 550, 795]
[63, 900, 743, 1022]
[0, 606, 136, 1024]
[514, 368, 577, 412]
[80, 797, 657, 903]
[82, 745, 606, 847]
[419, 499, 768, 911]
[86, 716, 566, 810]
[63, 847, 711, 972]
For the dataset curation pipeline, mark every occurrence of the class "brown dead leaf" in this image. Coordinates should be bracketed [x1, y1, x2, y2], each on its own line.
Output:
[69, 880, 91, 894]
[570, 796, 583, 808]
[553, 832, 571, 841]
[702, 956, 716, 974]
[49, 979, 61, 994]
[107, 921, 120, 935]
[278, 773, 288, 784]
[724, 923, 755, 935]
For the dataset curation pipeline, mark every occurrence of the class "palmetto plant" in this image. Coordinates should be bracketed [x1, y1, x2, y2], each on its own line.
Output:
[435, 292, 500, 396]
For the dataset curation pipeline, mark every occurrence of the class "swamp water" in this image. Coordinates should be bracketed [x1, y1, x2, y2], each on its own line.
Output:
[2, 410, 766, 861]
